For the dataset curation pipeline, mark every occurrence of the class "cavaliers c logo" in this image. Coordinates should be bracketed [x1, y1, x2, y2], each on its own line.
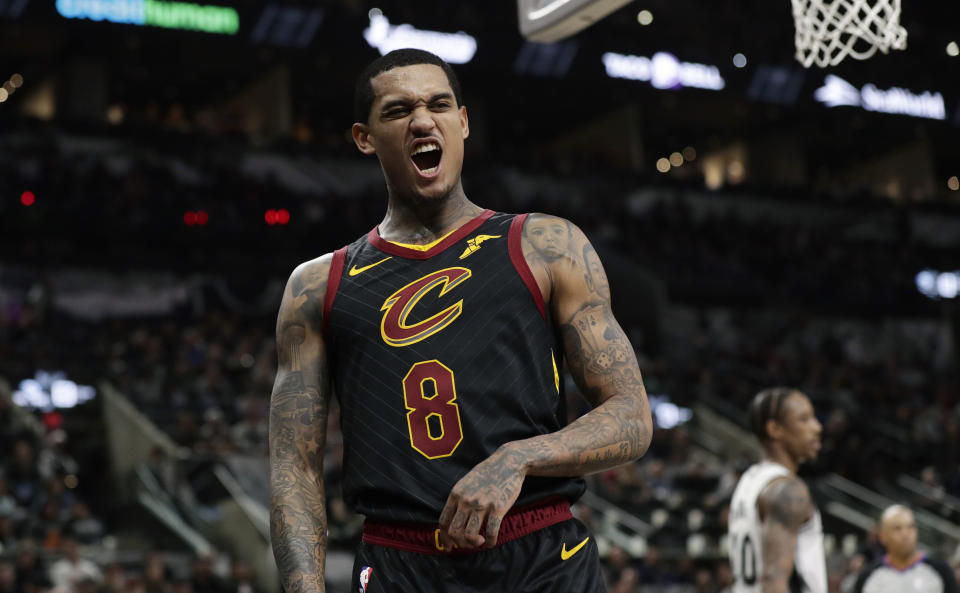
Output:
[380, 267, 472, 347]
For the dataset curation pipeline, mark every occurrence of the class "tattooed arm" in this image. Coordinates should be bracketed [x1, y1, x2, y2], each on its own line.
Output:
[439, 215, 652, 550]
[757, 477, 815, 593]
[269, 255, 332, 593]
[511, 214, 653, 474]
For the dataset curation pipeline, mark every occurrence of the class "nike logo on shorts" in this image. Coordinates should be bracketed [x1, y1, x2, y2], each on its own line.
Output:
[560, 537, 590, 561]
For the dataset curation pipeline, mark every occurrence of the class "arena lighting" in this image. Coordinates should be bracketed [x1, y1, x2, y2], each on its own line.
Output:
[183, 211, 197, 225]
[948, 176, 959, 191]
[733, 53, 747, 68]
[648, 395, 693, 430]
[814, 74, 946, 120]
[656, 158, 670, 173]
[265, 209, 289, 225]
[13, 371, 96, 412]
[363, 9, 477, 64]
[0, 88, 7, 103]
[55, 0, 239, 35]
[195, 210, 208, 225]
[21, 191, 35, 206]
[682, 146, 696, 161]
[669, 152, 683, 167]
[916, 270, 960, 299]
[948, 42, 960, 57]
[10, 73, 22, 87]
[601, 52, 725, 91]
[636, 9, 652, 25]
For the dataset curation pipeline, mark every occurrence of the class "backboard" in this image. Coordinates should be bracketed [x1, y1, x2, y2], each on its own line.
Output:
[517, 0, 632, 42]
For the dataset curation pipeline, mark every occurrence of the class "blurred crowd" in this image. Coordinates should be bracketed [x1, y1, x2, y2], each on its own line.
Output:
[0, 540, 262, 593]
[0, 401, 105, 556]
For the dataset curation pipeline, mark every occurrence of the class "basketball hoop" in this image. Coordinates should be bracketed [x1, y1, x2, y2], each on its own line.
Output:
[791, 0, 907, 68]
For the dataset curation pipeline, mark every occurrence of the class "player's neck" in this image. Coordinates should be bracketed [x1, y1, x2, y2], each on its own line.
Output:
[763, 446, 798, 474]
[380, 182, 483, 244]
[886, 551, 922, 570]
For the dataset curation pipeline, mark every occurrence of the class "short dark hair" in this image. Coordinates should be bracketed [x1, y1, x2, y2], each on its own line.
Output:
[353, 49, 463, 124]
[748, 387, 797, 442]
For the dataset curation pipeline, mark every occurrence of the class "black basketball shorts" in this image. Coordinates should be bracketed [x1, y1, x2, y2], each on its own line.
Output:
[351, 517, 605, 593]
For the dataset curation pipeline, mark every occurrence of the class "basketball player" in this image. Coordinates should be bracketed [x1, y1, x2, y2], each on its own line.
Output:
[853, 504, 958, 593]
[728, 387, 826, 593]
[268, 49, 653, 593]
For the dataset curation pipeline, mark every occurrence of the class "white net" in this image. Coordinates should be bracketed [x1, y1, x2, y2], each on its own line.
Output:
[791, 0, 907, 68]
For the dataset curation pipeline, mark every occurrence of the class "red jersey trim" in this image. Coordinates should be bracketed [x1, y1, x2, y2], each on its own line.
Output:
[508, 214, 547, 321]
[322, 247, 347, 341]
[366, 209, 495, 260]
[361, 497, 572, 555]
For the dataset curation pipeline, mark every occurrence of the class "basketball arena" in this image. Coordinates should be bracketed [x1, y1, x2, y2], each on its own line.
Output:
[1, 0, 959, 591]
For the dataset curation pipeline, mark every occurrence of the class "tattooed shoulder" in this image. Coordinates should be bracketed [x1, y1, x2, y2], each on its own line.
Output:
[762, 477, 814, 529]
[521, 213, 584, 268]
[283, 254, 334, 331]
[290, 254, 333, 299]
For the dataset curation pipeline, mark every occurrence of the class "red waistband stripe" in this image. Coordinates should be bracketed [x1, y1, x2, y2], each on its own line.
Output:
[361, 497, 572, 555]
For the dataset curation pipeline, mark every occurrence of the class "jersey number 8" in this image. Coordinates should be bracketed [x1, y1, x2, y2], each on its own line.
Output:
[402, 360, 464, 459]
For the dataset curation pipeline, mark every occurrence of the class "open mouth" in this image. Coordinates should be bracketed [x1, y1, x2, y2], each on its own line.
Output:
[411, 141, 442, 175]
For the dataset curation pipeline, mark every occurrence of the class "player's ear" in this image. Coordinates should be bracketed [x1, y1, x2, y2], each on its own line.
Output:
[877, 528, 889, 549]
[459, 105, 469, 140]
[765, 418, 782, 441]
[352, 122, 376, 155]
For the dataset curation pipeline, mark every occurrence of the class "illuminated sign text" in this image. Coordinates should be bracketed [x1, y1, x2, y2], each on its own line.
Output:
[363, 11, 477, 65]
[602, 51, 725, 91]
[815, 75, 945, 120]
[56, 0, 239, 35]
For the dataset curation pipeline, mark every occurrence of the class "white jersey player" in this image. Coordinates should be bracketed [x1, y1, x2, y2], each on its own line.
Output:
[728, 388, 826, 593]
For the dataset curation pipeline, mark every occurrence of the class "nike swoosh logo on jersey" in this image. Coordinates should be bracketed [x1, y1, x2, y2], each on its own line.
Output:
[458, 234, 501, 259]
[349, 257, 392, 276]
[560, 537, 590, 561]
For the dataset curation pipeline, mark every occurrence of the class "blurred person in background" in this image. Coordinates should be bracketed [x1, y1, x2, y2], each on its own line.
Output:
[15, 540, 46, 588]
[728, 387, 826, 593]
[0, 562, 17, 593]
[6, 440, 41, 508]
[65, 502, 105, 545]
[852, 505, 958, 593]
[189, 556, 225, 593]
[49, 537, 102, 593]
[142, 552, 168, 593]
[224, 561, 259, 593]
[99, 563, 127, 593]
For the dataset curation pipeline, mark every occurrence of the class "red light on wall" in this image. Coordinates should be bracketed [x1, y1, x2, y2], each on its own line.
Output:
[184, 211, 197, 226]
[21, 191, 35, 206]
[277, 208, 290, 225]
[196, 210, 209, 226]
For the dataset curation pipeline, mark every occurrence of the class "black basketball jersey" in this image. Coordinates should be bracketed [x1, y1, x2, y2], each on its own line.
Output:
[323, 209, 586, 523]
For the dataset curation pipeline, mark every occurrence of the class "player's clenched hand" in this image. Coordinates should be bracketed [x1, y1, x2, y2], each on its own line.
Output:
[438, 444, 527, 551]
